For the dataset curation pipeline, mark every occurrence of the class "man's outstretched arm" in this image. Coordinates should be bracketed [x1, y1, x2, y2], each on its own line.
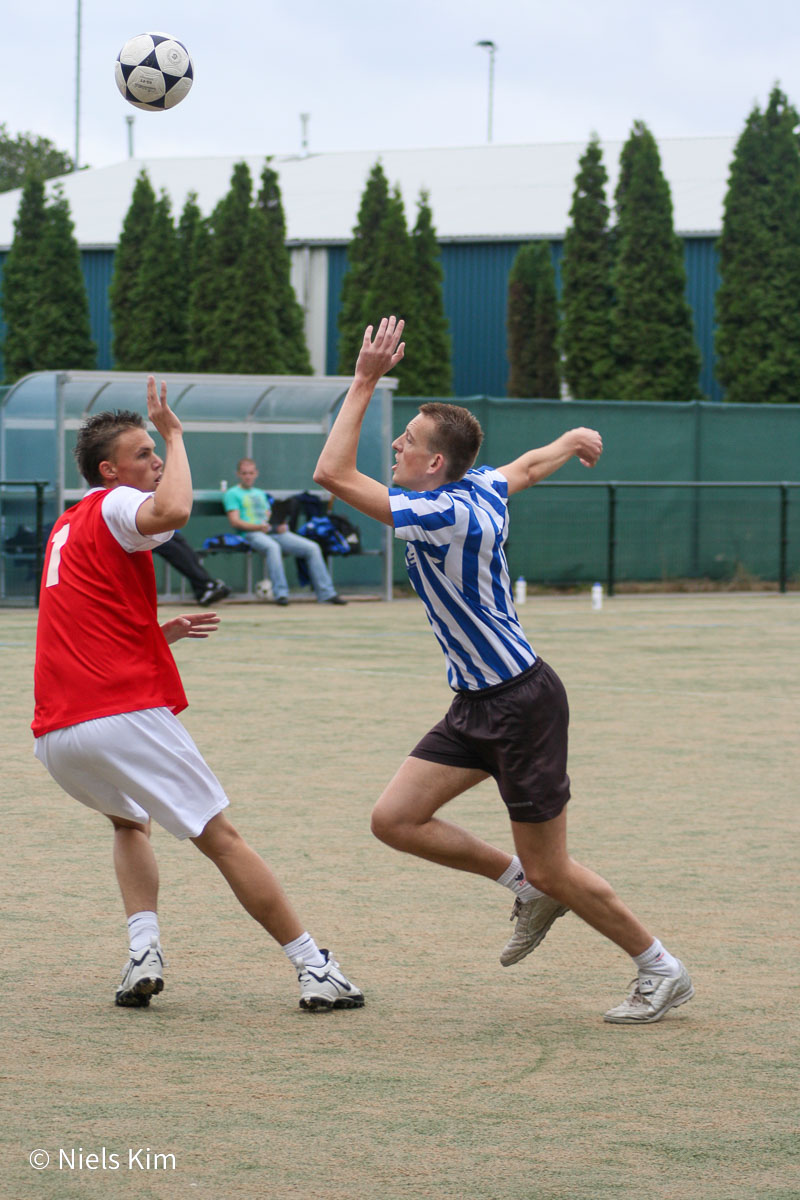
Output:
[498, 427, 603, 495]
[314, 317, 405, 526]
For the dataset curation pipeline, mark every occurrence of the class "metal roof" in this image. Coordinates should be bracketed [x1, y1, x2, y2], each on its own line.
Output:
[1, 369, 395, 424]
[0, 137, 736, 250]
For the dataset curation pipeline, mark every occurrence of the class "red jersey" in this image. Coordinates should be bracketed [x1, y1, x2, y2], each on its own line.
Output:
[32, 488, 187, 736]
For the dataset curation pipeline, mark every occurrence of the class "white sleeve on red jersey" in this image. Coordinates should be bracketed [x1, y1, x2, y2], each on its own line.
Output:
[101, 487, 176, 553]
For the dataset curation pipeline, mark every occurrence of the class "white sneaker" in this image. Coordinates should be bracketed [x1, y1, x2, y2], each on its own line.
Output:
[604, 963, 694, 1024]
[294, 950, 364, 1011]
[500, 895, 569, 966]
[115, 937, 164, 1008]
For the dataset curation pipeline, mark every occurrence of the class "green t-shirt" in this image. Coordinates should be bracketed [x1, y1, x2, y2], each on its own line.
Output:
[223, 485, 271, 525]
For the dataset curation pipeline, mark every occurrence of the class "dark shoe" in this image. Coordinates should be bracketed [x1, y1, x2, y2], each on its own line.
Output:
[275, 596, 290, 606]
[198, 580, 231, 606]
[324, 594, 348, 605]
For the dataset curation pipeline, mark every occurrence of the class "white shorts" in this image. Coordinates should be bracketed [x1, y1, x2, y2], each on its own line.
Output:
[34, 708, 229, 839]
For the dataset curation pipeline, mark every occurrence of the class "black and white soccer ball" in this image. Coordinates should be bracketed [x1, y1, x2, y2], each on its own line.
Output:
[115, 33, 194, 112]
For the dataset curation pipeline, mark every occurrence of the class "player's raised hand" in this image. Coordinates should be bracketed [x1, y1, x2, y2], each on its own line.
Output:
[355, 317, 406, 384]
[161, 612, 221, 645]
[146, 375, 183, 440]
[570, 427, 603, 468]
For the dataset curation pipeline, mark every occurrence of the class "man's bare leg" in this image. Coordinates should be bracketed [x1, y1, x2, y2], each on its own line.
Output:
[511, 809, 652, 956]
[109, 816, 163, 1005]
[110, 816, 159, 916]
[371, 756, 514, 879]
[191, 812, 304, 946]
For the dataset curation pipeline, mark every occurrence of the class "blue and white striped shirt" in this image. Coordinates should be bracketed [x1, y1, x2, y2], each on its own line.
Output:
[389, 466, 536, 691]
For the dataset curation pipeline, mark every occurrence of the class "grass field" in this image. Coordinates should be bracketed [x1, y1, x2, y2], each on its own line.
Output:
[1, 594, 798, 1200]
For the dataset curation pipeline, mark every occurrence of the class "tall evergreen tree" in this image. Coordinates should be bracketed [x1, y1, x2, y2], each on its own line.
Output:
[561, 135, 616, 398]
[337, 161, 390, 372]
[715, 86, 800, 403]
[186, 216, 218, 372]
[256, 162, 312, 374]
[175, 193, 202, 368]
[507, 242, 560, 398]
[362, 186, 417, 393]
[401, 191, 452, 395]
[1, 175, 48, 381]
[233, 204, 286, 373]
[203, 161, 253, 371]
[31, 188, 95, 371]
[125, 191, 184, 370]
[109, 170, 156, 368]
[611, 121, 701, 401]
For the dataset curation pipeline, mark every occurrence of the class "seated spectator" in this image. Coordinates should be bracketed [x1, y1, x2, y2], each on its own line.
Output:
[154, 530, 231, 607]
[223, 459, 346, 606]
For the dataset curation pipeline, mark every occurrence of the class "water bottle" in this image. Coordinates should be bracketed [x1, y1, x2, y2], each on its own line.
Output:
[219, 480, 228, 493]
[591, 582, 603, 610]
[514, 576, 527, 605]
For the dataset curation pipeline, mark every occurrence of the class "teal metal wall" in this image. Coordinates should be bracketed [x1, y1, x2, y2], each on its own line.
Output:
[326, 237, 718, 400]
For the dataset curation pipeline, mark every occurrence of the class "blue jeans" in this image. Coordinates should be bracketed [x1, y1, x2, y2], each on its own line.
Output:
[245, 530, 336, 601]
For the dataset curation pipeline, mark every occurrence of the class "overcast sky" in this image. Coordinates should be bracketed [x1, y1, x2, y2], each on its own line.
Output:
[6, 0, 800, 170]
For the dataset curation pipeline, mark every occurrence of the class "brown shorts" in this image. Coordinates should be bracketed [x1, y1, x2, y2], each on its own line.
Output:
[409, 658, 570, 823]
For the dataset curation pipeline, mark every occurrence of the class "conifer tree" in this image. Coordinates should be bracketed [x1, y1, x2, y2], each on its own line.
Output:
[186, 216, 218, 372]
[109, 169, 156, 368]
[401, 191, 452, 395]
[124, 191, 184, 370]
[611, 121, 701, 401]
[337, 161, 390, 372]
[507, 242, 560, 398]
[1, 175, 48, 381]
[561, 135, 616, 398]
[256, 162, 312, 374]
[177, 192, 202, 266]
[30, 187, 95, 371]
[715, 86, 800, 403]
[362, 186, 418, 393]
[205, 161, 254, 371]
[233, 204, 286, 373]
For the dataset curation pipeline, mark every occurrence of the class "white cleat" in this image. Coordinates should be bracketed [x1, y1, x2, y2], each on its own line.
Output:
[500, 895, 569, 966]
[294, 950, 364, 1012]
[604, 963, 694, 1024]
[115, 937, 164, 1008]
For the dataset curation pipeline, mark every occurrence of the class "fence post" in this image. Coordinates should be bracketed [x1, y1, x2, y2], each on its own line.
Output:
[606, 483, 617, 598]
[34, 482, 46, 606]
[779, 484, 789, 594]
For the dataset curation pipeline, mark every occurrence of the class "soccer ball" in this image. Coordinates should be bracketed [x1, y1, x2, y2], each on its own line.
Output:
[115, 33, 194, 112]
[255, 578, 274, 602]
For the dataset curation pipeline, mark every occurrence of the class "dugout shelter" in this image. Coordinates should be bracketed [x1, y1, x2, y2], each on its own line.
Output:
[0, 369, 397, 603]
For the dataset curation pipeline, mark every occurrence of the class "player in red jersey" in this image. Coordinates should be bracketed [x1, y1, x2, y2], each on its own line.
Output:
[32, 377, 363, 1013]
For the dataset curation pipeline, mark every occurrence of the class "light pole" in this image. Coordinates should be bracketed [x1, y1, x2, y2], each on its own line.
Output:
[74, 0, 82, 169]
[475, 40, 497, 143]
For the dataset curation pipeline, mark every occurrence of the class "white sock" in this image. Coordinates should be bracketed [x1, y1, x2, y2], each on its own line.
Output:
[282, 932, 325, 968]
[127, 910, 160, 954]
[496, 856, 545, 902]
[633, 938, 681, 978]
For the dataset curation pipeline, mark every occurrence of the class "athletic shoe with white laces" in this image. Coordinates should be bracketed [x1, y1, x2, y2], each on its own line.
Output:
[500, 895, 569, 966]
[603, 962, 694, 1024]
[115, 937, 164, 1008]
[294, 950, 364, 1011]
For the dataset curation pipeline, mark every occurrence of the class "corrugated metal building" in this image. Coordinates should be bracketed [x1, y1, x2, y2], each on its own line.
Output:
[0, 138, 733, 398]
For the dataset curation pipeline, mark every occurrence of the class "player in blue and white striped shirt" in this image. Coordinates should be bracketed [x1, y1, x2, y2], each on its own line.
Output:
[314, 318, 693, 1025]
